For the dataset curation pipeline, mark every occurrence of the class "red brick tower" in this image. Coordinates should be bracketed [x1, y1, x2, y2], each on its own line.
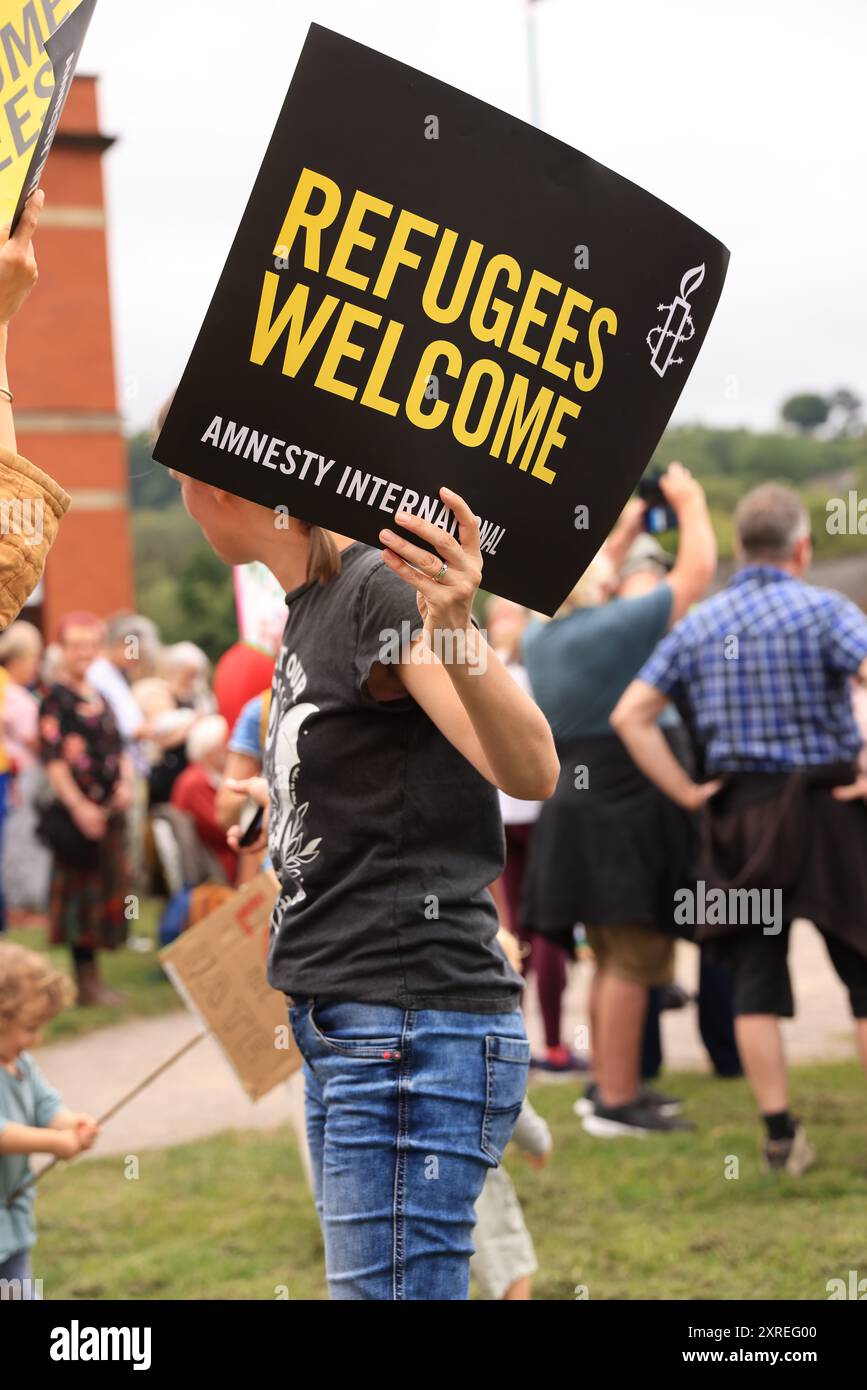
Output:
[11, 73, 134, 636]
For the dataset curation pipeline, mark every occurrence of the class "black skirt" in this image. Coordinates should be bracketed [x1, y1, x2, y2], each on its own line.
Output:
[698, 763, 867, 960]
[519, 729, 698, 954]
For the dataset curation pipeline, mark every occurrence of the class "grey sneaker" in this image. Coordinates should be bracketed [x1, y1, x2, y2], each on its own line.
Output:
[761, 1121, 816, 1175]
[581, 1098, 695, 1138]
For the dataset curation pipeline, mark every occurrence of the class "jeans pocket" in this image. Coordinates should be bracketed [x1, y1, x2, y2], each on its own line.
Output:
[481, 1034, 531, 1165]
[308, 999, 404, 1059]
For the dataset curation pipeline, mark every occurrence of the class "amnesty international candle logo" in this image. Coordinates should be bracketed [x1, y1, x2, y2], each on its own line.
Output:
[153, 24, 730, 615]
[648, 264, 706, 378]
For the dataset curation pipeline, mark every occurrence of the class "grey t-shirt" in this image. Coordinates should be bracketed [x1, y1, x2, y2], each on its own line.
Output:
[263, 541, 523, 1014]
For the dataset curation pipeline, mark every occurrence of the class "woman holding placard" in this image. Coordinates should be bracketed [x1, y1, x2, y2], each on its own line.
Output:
[172, 463, 558, 1301]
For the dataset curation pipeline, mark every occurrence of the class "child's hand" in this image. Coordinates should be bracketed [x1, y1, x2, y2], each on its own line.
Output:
[53, 1129, 84, 1160]
[75, 1116, 99, 1149]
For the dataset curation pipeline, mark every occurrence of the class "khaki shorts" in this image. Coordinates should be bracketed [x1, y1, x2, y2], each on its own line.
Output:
[471, 1165, 538, 1300]
[586, 922, 675, 988]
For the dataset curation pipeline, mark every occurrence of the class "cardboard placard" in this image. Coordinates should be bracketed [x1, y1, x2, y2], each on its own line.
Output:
[153, 23, 729, 615]
[160, 870, 301, 1101]
[0, 0, 98, 231]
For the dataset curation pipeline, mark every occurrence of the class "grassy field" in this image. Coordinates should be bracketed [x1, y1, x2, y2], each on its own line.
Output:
[32, 1061, 867, 1301]
[7, 900, 180, 1044]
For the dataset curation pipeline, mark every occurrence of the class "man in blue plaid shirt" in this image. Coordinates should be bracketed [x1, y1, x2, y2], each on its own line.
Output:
[613, 483, 867, 1176]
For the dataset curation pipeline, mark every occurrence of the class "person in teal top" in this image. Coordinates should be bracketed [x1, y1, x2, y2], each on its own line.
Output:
[523, 580, 677, 740]
[520, 465, 718, 1140]
[0, 942, 99, 1297]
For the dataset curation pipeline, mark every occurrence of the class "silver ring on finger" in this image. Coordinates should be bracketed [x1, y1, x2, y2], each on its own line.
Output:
[433, 561, 448, 583]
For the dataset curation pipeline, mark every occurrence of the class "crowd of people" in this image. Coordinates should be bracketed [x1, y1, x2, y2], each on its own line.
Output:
[488, 471, 867, 1175]
[2, 461, 866, 1300]
[0, 195, 865, 1296]
[0, 611, 281, 998]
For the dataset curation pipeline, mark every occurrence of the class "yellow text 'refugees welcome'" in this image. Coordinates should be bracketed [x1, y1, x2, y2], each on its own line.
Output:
[248, 167, 618, 486]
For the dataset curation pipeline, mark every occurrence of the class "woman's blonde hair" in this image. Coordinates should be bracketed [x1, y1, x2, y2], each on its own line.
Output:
[0, 942, 76, 1025]
[303, 524, 342, 586]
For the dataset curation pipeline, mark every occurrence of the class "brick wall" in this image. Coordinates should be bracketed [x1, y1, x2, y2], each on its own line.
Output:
[11, 74, 134, 636]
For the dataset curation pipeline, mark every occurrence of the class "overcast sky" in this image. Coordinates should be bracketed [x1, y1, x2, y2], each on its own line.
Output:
[77, 0, 866, 435]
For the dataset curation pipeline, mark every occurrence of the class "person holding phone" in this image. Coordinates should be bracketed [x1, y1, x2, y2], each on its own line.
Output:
[170, 464, 558, 1301]
[519, 464, 717, 1138]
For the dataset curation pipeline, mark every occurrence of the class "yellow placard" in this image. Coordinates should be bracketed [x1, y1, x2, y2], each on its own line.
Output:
[0, 0, 87, 227]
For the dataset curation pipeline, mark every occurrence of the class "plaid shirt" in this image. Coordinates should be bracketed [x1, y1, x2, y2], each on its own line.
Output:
[638, 565, 867, 773]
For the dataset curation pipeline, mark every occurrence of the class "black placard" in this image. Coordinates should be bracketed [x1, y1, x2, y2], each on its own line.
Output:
[153, 23, 729, 614]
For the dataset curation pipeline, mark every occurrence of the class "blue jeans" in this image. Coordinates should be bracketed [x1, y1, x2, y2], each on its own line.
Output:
[288, 996, 530, 1300]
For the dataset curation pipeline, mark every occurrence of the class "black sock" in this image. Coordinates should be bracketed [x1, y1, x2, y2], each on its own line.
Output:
[763, 1110, 796, 1141]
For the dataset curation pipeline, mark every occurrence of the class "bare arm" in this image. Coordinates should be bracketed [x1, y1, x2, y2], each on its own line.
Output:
[378, 487, 559, 801]
[45, 758, 90, 813]
[831, 654, 867, 800]
[394, 627, 557, 798]
[45, 759, 107, 838]
[48, 1107, 81, 1130]
[659, 464, 717, 625]
[610, 679, 722, 810]
[215, 751, 260, 830]
[604, 497, 647, 576]
[0, 1120, 76, 1156]
[0, 190, 44, 455]
[0, 324, 14, 454]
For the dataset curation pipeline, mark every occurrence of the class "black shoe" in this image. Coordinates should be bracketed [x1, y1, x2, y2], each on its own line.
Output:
[574, 1082, 683, 1119]
[639, 1084, 684, 1116]
[581, 1097, 695, 1137]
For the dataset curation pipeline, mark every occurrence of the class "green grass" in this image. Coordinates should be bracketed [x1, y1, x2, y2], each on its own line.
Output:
[7, 899, 181, 1043]
[32, 1062, 867, 1300]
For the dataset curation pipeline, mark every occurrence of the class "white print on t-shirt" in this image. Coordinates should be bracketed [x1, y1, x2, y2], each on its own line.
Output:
[266, 647, 321, 918]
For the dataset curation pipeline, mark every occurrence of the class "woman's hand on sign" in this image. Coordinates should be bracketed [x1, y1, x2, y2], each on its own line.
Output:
[225, 776, 270, 854]
[0, 189, 43, 326]
[379, 486, 482, 641]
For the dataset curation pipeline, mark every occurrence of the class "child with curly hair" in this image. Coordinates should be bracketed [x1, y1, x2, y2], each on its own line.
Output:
[0, 943, 98, 1298]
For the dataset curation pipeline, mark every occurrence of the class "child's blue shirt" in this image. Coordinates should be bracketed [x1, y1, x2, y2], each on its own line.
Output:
[0, 1051, 62, 1262]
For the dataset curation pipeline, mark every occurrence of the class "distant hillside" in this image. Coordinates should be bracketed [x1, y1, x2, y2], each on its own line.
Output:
[126, 424, 867, 651]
